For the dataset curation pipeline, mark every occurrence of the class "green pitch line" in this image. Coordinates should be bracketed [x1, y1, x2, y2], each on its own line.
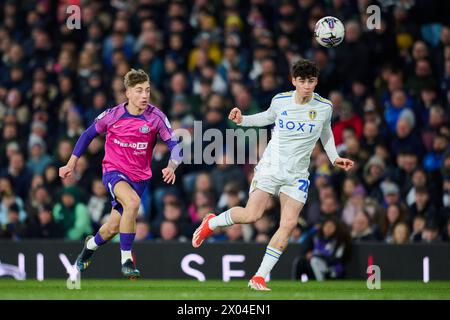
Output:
[0, 279, 449, 300]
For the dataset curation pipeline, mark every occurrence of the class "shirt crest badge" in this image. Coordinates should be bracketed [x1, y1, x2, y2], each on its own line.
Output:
[309, 110, 317, 120]
[140, 125, 150, 133]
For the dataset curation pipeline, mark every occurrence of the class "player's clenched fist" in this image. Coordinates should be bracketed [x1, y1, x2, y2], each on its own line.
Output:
[228, 107, 243, 124]
[59, 164, 74, 179]
[333, 157, 355, 172]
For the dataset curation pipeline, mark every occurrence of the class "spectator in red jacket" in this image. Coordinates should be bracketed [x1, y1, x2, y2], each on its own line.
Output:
[332, 102, 363, 146]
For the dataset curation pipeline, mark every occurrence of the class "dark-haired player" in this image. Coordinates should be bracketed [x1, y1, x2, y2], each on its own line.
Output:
[192, 59, 354, 290]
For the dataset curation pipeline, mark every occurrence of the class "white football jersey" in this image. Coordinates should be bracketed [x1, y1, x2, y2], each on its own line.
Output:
[239, 90, 338, 178]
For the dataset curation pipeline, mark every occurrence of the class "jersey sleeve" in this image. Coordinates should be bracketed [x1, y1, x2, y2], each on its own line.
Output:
[73, 108, 115, 157]
[156, 112, 174, 141]
[72, 123, 99, 157]
[156, 112, 183, 165]
[320, 107, 339, 164]
[94, 109, 112, 134]
[238, 98, 277, 127]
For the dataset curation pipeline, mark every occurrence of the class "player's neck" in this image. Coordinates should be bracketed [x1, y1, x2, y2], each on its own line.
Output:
[126, 102, 145, 115]
[294, 91, 313, 105]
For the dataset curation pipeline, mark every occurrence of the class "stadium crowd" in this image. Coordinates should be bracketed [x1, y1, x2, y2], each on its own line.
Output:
[1, 0, 450, 262]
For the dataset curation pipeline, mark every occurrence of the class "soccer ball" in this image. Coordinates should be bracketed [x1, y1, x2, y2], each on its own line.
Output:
[314, 16, 345, 48]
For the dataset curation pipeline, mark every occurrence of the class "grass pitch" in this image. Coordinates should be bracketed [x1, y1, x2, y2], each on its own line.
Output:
[0, 279, 449, 300]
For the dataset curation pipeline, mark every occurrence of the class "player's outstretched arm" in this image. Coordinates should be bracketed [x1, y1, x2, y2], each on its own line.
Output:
[229, 107, 276, 127]
[59, 123, 99, 179]
[320, 116, 354, 172]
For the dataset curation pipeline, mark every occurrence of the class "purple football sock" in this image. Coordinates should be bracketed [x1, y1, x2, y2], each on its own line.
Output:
[120, 233, 135, 251]
[94, 232, 107, 246]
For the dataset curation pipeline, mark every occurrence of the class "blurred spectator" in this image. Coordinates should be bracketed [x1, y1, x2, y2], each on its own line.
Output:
[390, 111, 424, 160]
[54, 139, 74, 168]
[408, 186, 439, 226]
[135, 217, 153, 241]
[405, 168, 432, 206]
[381, 181, 402, 208]
[351, 210, 377, 242]
[157, 201, 192, 239]
[43, 164, 62, 196]
[1, 152, 32, 200]
[25, 184, 52, 219]
[420, 221, 441, 243]
[194, 171, 215, 194]
[0, 123, 23, 166]
[384, 89, 412, 133]
[0, 203, 24, 240]
[335, 20, 370, 90]
[360, 118, 382, 156]
[415, 86, 438, 127]
[332, 102, 363, 146]
[210, 152, 248, 195]
[392, 222, 411, 244]
[342, 184, 366, 226]
[252, 213, 275, 243]
[255, 232, 270, 244]
[294, 217, 350, 281]
[84, 91, 108, 125]
[363, 155, 386, 202]
[224, 224, 244, 242]
[379, 203, 407, 243]
[187, 190, 215, 224]
[159, 220, 181, 241]
[317, 193, 341, 224]
[53, 186, 92, 240]
[406, 59, 436, 98]
[87, 178, 111, 231]
[217, 181, 246, 213]
[26, 137, 53, 175]
[421, 106, 447, 151]
[423, 133, 448, 172]
[0, 175, 27, 225]
[22, 204, 64, 239]
[410, 215, 426, 242]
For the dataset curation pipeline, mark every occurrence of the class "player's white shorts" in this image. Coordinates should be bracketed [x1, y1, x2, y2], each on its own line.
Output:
[249, 165, 310, 204]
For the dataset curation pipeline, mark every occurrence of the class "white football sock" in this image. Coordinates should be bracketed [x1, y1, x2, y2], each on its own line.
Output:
[255, 246, 283, 280]
[121, 250, 133, 265]
[208, 209, 234, 230]
[86, 237, 98, 250]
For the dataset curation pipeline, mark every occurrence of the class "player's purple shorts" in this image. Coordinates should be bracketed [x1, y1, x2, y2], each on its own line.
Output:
[102, 170, 149, 215]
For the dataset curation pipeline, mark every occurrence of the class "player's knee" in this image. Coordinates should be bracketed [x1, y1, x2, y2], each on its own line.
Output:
[123, 196, 141, 213]
[108, 222, 120, 235]
[246, 211, 263, 223]
[244, 206, 264, 223]
[279, 218, 297, 232]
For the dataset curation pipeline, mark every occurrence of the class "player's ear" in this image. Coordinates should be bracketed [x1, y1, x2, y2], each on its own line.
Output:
[291, 77, 297, 86]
